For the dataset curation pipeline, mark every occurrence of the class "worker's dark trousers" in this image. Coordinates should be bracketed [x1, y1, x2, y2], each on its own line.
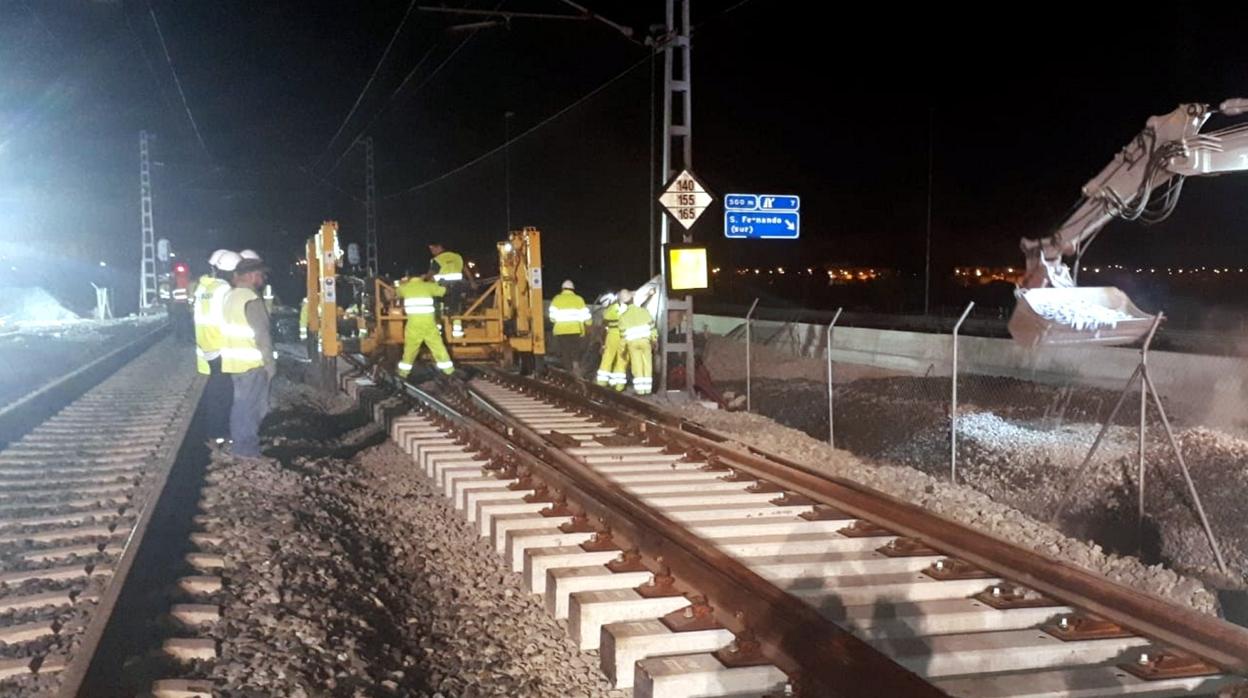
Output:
[173, 305, 195, 343]
[553, 334, 586, 375]
[229, 368, 270, 458]
[444, 281, 466, 314]
[204, 357, 233, 442]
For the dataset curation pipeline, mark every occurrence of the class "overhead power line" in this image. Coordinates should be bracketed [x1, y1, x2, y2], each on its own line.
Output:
[147, 2, 208, 156]
[383, 52, 653, 199]
[379, 0, 759, 199]
[310, 0, 420, 171]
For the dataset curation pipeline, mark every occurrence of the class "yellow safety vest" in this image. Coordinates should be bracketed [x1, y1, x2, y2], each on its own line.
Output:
[548, 290, 590, 336]
[602, 302, 623, 337]
[431, 251, 464, 282]
[193, 275, 229, 374]
[221, 287, 265, 373]
[619, 304, 656, 342]
[397, 278, 446, 320]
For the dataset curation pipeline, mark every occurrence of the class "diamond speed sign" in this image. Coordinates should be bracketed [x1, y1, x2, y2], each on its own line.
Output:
[659, 170, 713, 229]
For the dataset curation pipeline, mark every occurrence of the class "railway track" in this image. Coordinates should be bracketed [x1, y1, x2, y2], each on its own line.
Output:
[0, 329, 202, 697]
[340, 356, 1248, 697]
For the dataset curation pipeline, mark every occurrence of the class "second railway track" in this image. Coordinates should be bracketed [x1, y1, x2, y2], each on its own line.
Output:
[0, 330, 201, 697]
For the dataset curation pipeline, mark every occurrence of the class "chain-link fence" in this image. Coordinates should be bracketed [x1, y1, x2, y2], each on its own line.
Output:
[698, 306, 1248, 581]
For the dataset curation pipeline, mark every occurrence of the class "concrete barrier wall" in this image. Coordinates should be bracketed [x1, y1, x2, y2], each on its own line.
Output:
[695, 314, 1248, 433]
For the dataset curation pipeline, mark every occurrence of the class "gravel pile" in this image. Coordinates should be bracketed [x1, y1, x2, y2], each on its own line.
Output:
[1122, 428, 1248, 585]
[670, 402, 1220, 615]
[882, 411, 1138, 517]
[186, 374, 623, 697]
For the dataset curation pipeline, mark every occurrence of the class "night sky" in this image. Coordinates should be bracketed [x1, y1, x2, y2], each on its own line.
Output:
[4, 1, 1248, 314]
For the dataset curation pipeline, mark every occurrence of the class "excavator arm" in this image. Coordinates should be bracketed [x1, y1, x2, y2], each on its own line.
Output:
[1021, 98, 1248, 289]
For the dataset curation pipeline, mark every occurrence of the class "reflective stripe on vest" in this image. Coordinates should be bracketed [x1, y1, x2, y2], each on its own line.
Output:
[549, 306, 591, 322]
[623, 325, 652, 341]
[221, 347, 264, 361]
[433, 272, 463, 282]
[403, 297, 435, 314]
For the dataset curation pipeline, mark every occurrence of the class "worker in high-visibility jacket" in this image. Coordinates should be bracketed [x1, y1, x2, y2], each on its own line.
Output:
[548, 279, 591, 376]
[298, 298, 309, 340]
[428, 242, 468, 339]
[397, 272, 454, 377]
[193, 249, 240, 444]
[596, 289, 630, 388]
[618, 289, 657, 395]
[221, 257, 276, 458]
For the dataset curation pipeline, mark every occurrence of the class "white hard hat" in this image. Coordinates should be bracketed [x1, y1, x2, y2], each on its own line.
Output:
[208, 249, 233, 268]
[561, 279, 575, 290]
[215, 250, 242, 272]
[239, 249, 262, 260]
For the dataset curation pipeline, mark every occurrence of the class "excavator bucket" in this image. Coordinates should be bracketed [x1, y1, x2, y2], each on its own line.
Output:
[1009, 286, 1155, 347]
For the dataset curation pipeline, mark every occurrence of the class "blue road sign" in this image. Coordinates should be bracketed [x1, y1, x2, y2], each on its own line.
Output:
[724, 211, 800, 239]
[756, 195, 800, 211]
[724, 194, 757, 210]
[724, 192, 801, 239]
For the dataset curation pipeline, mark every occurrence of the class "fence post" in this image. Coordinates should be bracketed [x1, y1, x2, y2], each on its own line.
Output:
[826, 307, 843, 447]
[745, 298, 760, 413]
[950, 301, 974, 483]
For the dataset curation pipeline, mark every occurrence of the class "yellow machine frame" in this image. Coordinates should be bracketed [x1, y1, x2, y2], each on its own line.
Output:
[309, 226, 546, 367]
[305, 221, 339, 357]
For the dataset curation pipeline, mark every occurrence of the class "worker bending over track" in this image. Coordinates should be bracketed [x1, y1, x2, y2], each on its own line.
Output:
[597, 289, 630, 389]
[618, 288, 657, 395]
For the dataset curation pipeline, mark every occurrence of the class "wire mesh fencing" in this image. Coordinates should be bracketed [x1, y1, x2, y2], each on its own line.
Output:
[699, 306, 1248, 576]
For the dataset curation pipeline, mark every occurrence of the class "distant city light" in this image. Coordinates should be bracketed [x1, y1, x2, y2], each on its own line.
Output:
[99, 261, 107, 267]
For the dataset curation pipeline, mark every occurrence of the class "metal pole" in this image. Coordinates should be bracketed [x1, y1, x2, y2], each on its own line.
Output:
[138, 131, 157, 311]
[950, 301, 974, 483]
[1142, 366, 1229, 573]
[504, 111, 514, 233]
[826, 307, 843, 447]
[745, 297, 759, 413]
[924, 108, 933, 315]
[364, 137, 378, 277]
[1050, 363, 1142, 522]
[1137, 314, 1162, 533]
[648, 49, 656, 279]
